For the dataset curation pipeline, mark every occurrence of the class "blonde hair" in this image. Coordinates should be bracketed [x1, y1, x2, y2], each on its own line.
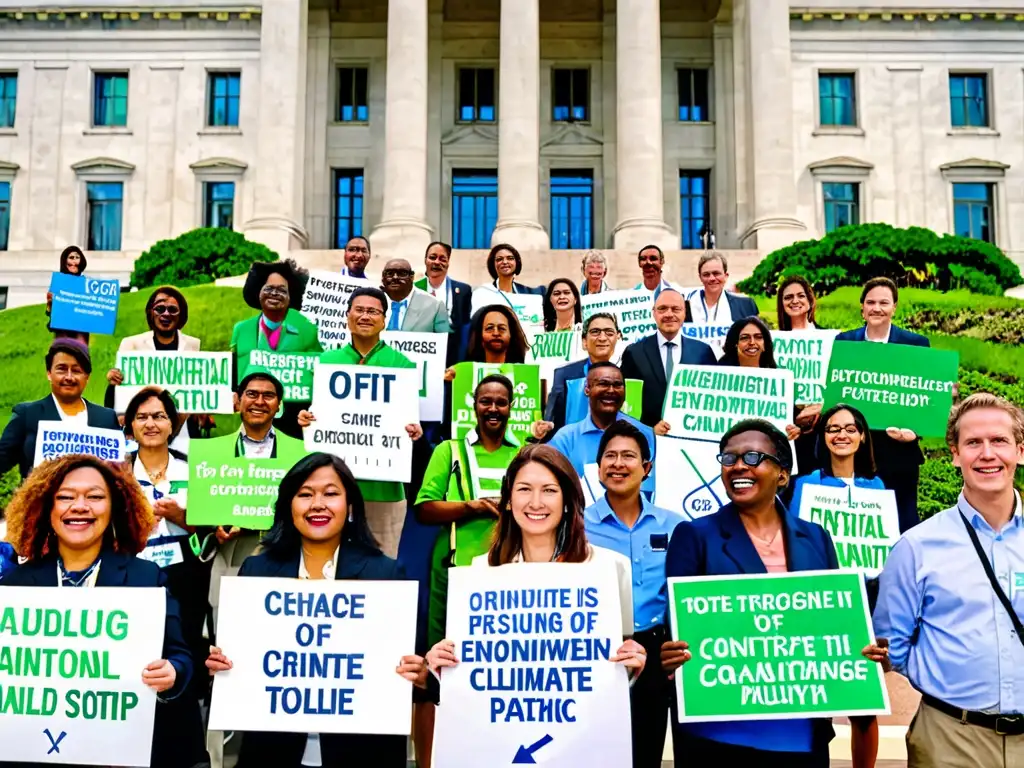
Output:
[946, 392, 1024, 447]
[580, 250, 607, 275]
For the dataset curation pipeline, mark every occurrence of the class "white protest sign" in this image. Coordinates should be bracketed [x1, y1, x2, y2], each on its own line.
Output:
[301, 271, 369, 349]
[471, 287, 544, 336]
[681, 323, 732, 359]
[526, 329, 587, 389]
[33, 422, 126, 468]
[0, 587, 165, 766]
[581, 290, 654, 344]
[797, 485, 900, 578]
[579, 463, 603, 508]
[653, 436, 727, 521]
[432, 563, 632, 768]
[773, 330, 839, 405]
[208, 577, 418, 735]
[380, 331, 448, 422]
[305, 364, 420, 482]
[115, 351, 234, 413]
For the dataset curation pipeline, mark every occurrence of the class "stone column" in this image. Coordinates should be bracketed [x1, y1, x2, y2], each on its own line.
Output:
[491, 0, 548, 249]
[741, 0, 805, 252]
[243, 0, 309, 255]
[369, 0, 433, 259]
[612, 0, 674, 252]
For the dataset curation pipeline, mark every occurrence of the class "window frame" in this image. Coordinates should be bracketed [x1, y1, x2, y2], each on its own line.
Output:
[551, 67, 590, 124]
[451, 168, 499, 249]
[951, 181, 996, 244]
[85, 181, 125, 251]
[822, 181, 861, 233]
[549, 169, 594, 249]
[948, 71, 991, 129]
[817, 71, 858, 128]
[0, 179, 10, 251]
[206, 71, 241, 128]
[678, 169, 712, 249]
[332, 168, 365, 250]
[92, 70, 130, 128]
[456, 66, 498, 124]
[336, 66, 370, 123]
[0, 72, 17, 129]
[676, 67, 711, 123]
[203, 181, 236, 230]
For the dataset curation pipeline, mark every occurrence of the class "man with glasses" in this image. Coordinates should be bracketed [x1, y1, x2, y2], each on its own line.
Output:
[415, 241, 473, 366]
[380, 257, 450, 334]
[585, 420, 682, 768]
[684, 252, 758, 324]
[340, 235, 372, 280]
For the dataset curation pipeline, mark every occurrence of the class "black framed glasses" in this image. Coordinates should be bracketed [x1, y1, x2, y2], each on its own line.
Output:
[824, 425, 860, 435]
[382, 269, 414, 279]
[716, 451, 781, 468]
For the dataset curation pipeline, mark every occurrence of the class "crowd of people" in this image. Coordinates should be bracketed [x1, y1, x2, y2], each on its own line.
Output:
[0, 237, 1021, 768]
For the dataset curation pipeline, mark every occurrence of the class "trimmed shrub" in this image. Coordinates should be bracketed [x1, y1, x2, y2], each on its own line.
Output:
[130, 228, 279, 289]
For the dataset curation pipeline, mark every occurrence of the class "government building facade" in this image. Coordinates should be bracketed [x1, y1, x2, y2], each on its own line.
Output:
[0, 0, 1022, 306]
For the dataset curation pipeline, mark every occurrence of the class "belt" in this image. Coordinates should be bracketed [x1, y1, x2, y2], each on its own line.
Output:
[923, 694, 1024, 736]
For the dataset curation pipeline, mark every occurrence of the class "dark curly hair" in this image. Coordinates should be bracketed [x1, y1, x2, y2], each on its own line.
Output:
[486, 243, 522, 280]
[59, 245, 87, 275]
[242, 259, 308, 311]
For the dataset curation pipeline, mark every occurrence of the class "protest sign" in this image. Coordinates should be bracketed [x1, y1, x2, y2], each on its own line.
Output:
[382, 331, 448, 422]
[33, 422, 126, 468]
[432, 563, 632, 768]
[581, 290, 654, 344]
[797, 485, 899, 577]
[654, 436, 727, 521]
[823, 342, 958, 437]
[773, 330, 838, 405]
[471, 287, 544, 335]
[48, 273, 121, 335]
[187, 437, 308, 530]
[242, 351, 318, 402]
[681, 323, 732, 357]
[450, 362, 542, 445]
[305, 363, 420, 482]
[526, 330, 587, 388]
[208, 577, 418, 735]
[114, 351, 234, 413]
[662, 365, 794, 441]
[300, 271, 368, 349]
[0, 586, 165, 766]
[668, 571, 889, 721]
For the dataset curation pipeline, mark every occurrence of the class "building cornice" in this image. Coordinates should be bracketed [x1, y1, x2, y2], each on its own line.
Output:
[71, 157, 136, 173]
[0, 6, 261, 22]
[791, 10, 1024, 23]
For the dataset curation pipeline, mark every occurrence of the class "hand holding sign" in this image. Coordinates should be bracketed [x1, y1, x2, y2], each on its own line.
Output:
[659, 641, 692, 680]
[141, 659, 177, 693]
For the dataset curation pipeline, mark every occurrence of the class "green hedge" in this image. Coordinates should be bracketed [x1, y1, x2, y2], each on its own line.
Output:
[737, 223, 1023, 297]
[130, 228, 279, 289]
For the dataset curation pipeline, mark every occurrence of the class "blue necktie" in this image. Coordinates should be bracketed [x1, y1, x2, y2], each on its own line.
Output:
[388, 300, 405, 330]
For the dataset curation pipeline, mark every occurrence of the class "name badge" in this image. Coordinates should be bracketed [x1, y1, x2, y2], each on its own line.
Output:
[139, 543, 184, 568]
[650, 533, 668, 552]
[1012, 572, 1024, 601]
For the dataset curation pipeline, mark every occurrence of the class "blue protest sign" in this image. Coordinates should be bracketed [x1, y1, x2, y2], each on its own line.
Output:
[48, 273, 120, 335]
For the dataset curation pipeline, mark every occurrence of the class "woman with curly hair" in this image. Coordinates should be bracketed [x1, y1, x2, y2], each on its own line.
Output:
[1, 454, 202, 768]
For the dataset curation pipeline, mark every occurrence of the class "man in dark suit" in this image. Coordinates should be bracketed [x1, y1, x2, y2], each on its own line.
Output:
[0, 338, 120, 479]
[835, 276, 929, 532]
[620, 289, 717, 428]
[684, 252, 759, 323]
[415, 241, 473, 366]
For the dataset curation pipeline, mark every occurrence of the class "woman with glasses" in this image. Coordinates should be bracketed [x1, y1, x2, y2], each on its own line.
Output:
[659, 419, 887, 767]
[776, 276, 822, 332]
[542, 278, 583, 332]
[579, 250, 610, 295]
[485, 243, 542, 295]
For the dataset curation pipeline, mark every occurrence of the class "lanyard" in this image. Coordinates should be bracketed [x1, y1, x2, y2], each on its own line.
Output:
[699, 290, 720, 323]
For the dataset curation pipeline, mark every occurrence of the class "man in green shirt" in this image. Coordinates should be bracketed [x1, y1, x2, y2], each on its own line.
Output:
[299, 286, 422, 559]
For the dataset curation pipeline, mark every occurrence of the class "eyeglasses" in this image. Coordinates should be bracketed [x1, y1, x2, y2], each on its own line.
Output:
[260, 285, 289, 297]
[382, 269, 414, 279]
[716, 451, 781, 468]
[242, 390, 279, 402]
[152, 305, 180, 316]
[824, 425, 860, 435]
[134, 412, 170, 423]
[350, 306, 384, 317]
[738, 333, 764, 343]
[654, 304, 684, 313]
[586, 328, 618, 338]
[601, 450, 641, 463]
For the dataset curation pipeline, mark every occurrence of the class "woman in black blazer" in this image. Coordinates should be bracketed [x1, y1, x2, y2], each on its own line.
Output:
[206, 452, 428, 768]
[1, 454, 196, 768]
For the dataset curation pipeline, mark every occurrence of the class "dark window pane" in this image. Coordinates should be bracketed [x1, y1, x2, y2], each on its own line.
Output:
[679, 170, 711, 248]
[452, 169, 498, 248]
[692, 70, 709, 121]
[549, 169, 593, 249]
[458, 69, 475, 112]
[333, 169, 365, 248]
[477, 69, 495, 109]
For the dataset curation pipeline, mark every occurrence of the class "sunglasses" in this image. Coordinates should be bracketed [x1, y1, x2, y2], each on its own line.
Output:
[153, 305, 180, 316]
[716, 451, 781, 468]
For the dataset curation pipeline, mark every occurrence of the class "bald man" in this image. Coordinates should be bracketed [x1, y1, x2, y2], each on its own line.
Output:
[380, 258, 451, 333]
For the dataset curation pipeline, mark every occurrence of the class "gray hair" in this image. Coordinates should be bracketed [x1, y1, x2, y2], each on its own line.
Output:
[580, 250, 608, 275]
[698, 251, 728, 274]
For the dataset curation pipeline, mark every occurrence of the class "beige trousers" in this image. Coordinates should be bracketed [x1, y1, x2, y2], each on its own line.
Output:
[365, 500, 407, 559]
[908, 701, 1024, 768]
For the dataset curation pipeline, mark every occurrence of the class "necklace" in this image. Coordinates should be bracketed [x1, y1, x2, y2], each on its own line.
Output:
[144, 461, 169, 485]
[742, 519, 782, 547]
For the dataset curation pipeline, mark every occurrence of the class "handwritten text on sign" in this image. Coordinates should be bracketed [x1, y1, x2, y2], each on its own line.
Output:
[246, 351, 318, 402]
[208, 577, 418, 735]
[797, 485, 899, 578]
[33, 422, 126, 468]
[383, 332, 449, 423]
[450, 362, 542, 446]
[305, 364, 420, 482]
[0, 587, 165, 766]
[115, 351, 234, 414]
[432, 563, 632, 768]
[581, 290, 653, 345]
[300, 272, 369, 350]
[773, 330, 838, 405]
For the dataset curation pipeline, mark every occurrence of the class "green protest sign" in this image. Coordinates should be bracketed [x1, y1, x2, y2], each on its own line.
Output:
[823, 342, 958, 437]
[621, 379, 643, 419]
[773, 331, 838, 405]
[243, 350, 318, 402]
[451, 362, 541, 444]
[186, 435, 308, 530]
[115, 351, 234, 413]
[797, 485, 899, 577]
[669, 571, 889, 721]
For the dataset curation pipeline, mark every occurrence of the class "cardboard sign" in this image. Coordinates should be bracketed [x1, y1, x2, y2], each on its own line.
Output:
[773, 331, 839, 405]
[653, 436, 727, 521]
[305, 364, 420, 482]
[0, 587, 165, 766]
[208, 577, 418, 735]
[300, 271, 370, 349]
[581, 290, 654, 344]
[48, 273, 121, 336]
[115, 352, 234, 414]
[243, 351, 319, 402]
[450, 362, 542, 446]
[432, 563, 632, 768]
[33, 422, 126, 467]
[470, 288, 544, 336]
[668, 571, 889, 721]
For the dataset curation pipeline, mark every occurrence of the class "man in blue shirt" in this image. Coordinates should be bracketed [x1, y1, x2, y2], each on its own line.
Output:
[874, 393, 1024, 767]
[584, 419, 682, 768]
[549, 362, 657, 498]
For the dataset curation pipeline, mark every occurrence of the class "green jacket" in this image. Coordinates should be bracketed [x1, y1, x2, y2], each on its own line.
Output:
[231, 309, 322, 382]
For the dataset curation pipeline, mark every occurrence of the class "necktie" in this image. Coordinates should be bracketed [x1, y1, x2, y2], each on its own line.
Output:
[430, 288, 436, 297]
[388, 300, 405, 330]
[664, 341, 676, 385]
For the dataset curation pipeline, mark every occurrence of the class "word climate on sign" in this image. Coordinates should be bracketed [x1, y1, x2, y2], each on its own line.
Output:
[669, 571, 889, 722]
[0, 587, 165, 766]
[115, 351, 234, 414]
[432, 563, 632, 768]
[208, 577, 417, 736]
[797, 485, 900, 577]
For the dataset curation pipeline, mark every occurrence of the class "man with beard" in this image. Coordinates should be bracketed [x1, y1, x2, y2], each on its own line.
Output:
[415, 241, 472, 365]
[413, 374, 521, 768]
[380, 257, 450, 333]
[340, 235, 372, 280]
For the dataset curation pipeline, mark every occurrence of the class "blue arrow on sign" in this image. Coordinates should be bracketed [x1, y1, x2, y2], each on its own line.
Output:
[512, 734, 554, 764]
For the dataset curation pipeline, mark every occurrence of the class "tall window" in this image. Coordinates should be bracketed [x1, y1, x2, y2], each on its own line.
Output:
[452, 169, 498, 249]
[333, 169, 364, 249]
[949, 73, 989, 128]
[203, 182, 235, 229]
[458, 68, 496, 122]
[93, 72, 128, 127]
[677, 68, 709, 122]
[0, 73, 16, 128]
[819, 73, 856, 126]
[0, 181, 10, 251]
[679, 171, 711, 248]
[552, 69, 589, 122]
[953, 183, 994, 243]
[550, 170, 593, 249]
[86, 182, 123, 250]
[337, 67, 369, 122]
[207, 72, 241, 127]
[823, 182, 860, 232]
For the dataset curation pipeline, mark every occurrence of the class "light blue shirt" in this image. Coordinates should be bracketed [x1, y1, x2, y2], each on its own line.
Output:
[788, 470, 886, 519]
[549, 411, 657, 496]
[388, 298, 408, 330]
[873, 490, 1024, 713]
[584, 494, 682, 630]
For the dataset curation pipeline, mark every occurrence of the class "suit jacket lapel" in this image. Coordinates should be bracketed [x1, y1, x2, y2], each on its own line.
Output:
[39, 396, 60, 422]
[335, 540, 373, 580]
[95, 550, 132, 587]
[641, 336, 666, 387]
[781, 510, 818, 572]
[717, 506, 768, 574]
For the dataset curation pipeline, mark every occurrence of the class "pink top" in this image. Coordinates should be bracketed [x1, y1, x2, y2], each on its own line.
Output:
[750, 534, 788, 573]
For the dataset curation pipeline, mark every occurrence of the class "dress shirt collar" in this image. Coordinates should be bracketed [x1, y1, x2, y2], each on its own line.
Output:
[240, 425, 276, 446]
[656, 330, 680, 349]
[298, 546, 341, 580]
[592, 492, 666, 527]
[958, 489, 1022, 535]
